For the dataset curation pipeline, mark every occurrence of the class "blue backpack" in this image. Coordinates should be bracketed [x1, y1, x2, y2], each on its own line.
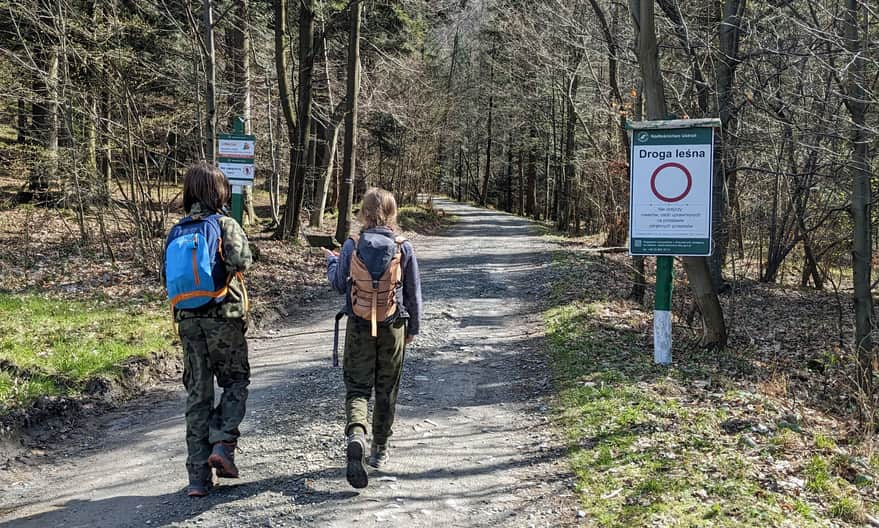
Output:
[164, 214, 229, 310]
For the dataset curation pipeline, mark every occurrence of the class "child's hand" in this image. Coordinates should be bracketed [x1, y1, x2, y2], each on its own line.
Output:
[322, 248, 339, 258]
[405, 335, 415, 345]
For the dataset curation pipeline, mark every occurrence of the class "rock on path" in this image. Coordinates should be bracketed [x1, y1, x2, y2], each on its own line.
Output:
[0, 199, 577, 528]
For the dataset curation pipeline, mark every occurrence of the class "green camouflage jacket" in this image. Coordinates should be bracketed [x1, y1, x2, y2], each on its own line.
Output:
[163, 203, 253, 321]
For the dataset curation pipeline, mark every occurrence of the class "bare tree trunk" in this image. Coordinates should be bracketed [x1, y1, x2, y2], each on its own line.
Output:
[274, 0, 296, 145]
[517, 151, 525, 216]
[435, 27, 460, 193]
[17, 98, 27, 144]
[202, 0, 216, 162]
[480, 62, 495, 207]
[255, 45, 280, 224]
[226, 0, 252, 130]
[99, 88, 112, 203]
[526, 127, 537, 217]
[305, 120, 318, 212]
[334, 0, 362, 243]
[87, 96, 98, 187]
[277, 0, 315, 240]
[504, 138, 512, 212]
[548, 90, 558, 221]
[29, 34, 59, 195]
[709, 0, 746, 291]
[310, 33, 340, 228]
[630, 82, 646, 303]
[558, 74, 578, 232]
[273, 0, 297, 231]
[631, 0, 727, 347]
[310, 119, 340, 228]
[460, 148, 467, 199]
[543, 150, 550, 220]
[844, 0, 873, 400]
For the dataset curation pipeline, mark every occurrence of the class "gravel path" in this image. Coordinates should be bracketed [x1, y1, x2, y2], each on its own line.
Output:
[0, 199, 577, 528]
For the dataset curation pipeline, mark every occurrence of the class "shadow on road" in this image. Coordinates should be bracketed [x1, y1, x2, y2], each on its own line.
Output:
[1, 472, 358, 528]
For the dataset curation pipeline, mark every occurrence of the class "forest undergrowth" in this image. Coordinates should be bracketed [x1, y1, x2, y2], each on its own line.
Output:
[546, 237, 879, 527]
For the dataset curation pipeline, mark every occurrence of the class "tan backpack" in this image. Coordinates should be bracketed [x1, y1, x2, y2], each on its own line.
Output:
[349, 234, 406, 337]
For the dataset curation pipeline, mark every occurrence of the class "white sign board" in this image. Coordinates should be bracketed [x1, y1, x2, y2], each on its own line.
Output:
[217, 138, 255, 159]
[629, 127, 714, 256]
[218, 159, 254, 185]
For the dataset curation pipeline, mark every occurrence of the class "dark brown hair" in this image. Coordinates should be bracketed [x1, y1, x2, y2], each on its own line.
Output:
[357, 187, 398, 231]
[183, 162, 230, 213]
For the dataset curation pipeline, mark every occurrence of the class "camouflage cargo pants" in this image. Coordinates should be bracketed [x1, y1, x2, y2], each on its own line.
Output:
[343, 317, 406, 445]
[178, 317, 250, 473]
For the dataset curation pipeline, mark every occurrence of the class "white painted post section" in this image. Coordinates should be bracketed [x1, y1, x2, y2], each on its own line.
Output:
[654, 310, 672, 364]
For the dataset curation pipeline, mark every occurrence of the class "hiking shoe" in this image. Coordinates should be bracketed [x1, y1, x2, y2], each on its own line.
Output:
[208, 441, 239, 478]
[186, 467, 213, 497]
[368, 443, 389, 469]
[346, 432, 369, 489]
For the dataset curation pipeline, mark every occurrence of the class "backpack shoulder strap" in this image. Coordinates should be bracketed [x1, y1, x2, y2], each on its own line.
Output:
[392, 236, 407, 278]
[212, 214, 231, 238]
[174, 215, 195, 228]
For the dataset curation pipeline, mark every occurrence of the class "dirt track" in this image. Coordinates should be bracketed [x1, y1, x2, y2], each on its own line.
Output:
[0, 199, 578, 528]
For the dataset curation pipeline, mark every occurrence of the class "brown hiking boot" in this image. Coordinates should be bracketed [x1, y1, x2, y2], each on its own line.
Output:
[346, 432, 369, 489]
[208, 441, 239, 478]
[186, 466, 213, 497]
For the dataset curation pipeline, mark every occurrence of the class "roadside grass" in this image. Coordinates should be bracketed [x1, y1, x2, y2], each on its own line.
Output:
[398, 204, 456, 234]
[545, 250, 870, 527]
[0, 293, 173, 413]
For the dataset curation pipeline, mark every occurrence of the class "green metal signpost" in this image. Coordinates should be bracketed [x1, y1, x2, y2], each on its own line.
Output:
[627, 118, 720, 364]
[217, 118, 255, 225]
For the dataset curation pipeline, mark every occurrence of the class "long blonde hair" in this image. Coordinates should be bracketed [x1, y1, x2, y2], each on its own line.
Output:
[358, 188, 398, 231]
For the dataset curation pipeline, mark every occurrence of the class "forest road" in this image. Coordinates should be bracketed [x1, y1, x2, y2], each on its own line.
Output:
[0, 198, 578, 528]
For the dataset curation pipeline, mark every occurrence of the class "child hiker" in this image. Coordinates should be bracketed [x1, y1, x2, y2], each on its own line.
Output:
[324, 188, 422, 489]
[163, 162, 252, 497]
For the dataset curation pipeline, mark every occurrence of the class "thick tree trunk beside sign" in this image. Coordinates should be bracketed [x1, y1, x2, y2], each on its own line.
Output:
[630, 0, 727, 348]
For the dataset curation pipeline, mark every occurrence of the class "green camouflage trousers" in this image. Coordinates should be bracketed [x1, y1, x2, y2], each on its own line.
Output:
[178, 317, 250, 473]
[343, 317, 406, 445]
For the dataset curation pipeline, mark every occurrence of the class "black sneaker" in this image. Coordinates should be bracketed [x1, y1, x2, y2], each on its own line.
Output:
[346, 432, 369, 489]
[368, 443, 389, 469]
[186, 467, 213, 497]
[208, 441, 239, 478]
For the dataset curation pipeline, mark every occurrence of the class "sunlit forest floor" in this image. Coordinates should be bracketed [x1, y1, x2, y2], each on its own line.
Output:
[546, 235, 878, 526]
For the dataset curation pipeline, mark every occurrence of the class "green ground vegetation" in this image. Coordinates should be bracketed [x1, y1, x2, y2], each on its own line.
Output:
[0, 293, 172, 413]
[544, 250, 870, 527]
[397, 204, 456, 234]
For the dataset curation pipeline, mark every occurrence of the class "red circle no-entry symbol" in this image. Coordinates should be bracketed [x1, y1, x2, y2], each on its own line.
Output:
[650, 162, 692, 203]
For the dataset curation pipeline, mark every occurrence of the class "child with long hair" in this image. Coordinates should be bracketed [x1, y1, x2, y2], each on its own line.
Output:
[325, 188, 422, 488]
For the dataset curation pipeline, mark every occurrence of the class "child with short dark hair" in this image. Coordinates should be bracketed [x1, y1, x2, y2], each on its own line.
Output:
[163, 162, 252, 497]
[325, 188, 423, 489]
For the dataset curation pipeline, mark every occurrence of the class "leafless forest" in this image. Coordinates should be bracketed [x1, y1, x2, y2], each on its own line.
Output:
[1, 0, 879, 430]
